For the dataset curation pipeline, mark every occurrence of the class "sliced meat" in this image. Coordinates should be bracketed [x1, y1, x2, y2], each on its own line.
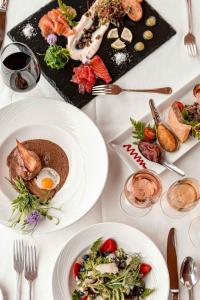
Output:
[168, 102, 192, 143]
[39, 8, 74, 38]
[121, 0, 143, 22]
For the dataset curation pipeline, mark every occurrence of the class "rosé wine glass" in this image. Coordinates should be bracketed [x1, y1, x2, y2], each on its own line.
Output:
[120, 169, 162, 218]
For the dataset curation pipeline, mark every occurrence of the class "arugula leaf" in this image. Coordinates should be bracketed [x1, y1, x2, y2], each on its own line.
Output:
[91, 238, 102, 254]
[141, 288, 155, 299]
[72, 290, 80, 300]
[182, 108, 189, 120]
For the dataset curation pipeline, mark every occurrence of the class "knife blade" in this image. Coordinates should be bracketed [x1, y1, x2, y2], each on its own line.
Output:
[167, 228, 180, 299]
[0, 0, 7, 50]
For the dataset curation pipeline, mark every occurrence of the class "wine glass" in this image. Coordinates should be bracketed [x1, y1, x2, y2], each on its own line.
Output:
[160, 178, 200, 219]
[1, 42, 41, 92]
[120, 169, 162, 218]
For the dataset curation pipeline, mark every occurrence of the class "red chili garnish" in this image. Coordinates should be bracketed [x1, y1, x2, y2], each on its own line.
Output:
[175, 101, 184, 112]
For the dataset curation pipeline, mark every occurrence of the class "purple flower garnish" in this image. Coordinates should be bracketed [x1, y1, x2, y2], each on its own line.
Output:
[47, 33, 57, 45]
[27, 211, 40, 225]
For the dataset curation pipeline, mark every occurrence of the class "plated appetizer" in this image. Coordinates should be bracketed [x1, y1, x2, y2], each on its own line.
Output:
[7, 139, 69, 232]
[37, 0, 158, 95]
[72, 238, 154, 300]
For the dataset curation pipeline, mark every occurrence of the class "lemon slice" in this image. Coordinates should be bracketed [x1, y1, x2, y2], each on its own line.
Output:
[121, 27, 133, 43]
[111, 38, 126, 50]
[107, 28, 119, 39]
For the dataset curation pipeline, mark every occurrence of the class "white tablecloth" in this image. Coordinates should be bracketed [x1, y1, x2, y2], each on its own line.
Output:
[1, 0, 200, 299]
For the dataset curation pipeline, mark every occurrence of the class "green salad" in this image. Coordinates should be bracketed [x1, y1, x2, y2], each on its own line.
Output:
[72, 238, 154, 300]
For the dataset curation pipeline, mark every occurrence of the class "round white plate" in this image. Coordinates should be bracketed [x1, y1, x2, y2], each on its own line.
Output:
[52, 222, 169, 300]
[0, 98, 108, 233]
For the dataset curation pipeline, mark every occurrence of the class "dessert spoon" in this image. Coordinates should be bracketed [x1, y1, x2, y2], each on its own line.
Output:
[180, 256, 198, 300]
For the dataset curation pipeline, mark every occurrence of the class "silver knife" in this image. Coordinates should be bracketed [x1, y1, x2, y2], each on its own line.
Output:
[167, 228, 180, 300]
[0, 0, 8, 50]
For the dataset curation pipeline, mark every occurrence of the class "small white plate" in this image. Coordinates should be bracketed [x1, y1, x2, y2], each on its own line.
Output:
[110, 74, 200, 174]
[0, 98, 108, 233]
[52, 222, 169, 300]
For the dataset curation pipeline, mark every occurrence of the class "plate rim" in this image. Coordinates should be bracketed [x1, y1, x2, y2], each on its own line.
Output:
[0, 98, 109, 234]
[52, 221, 170, 300]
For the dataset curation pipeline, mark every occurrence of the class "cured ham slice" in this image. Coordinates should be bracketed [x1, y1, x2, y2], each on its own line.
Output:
[168, 102, 192, 143]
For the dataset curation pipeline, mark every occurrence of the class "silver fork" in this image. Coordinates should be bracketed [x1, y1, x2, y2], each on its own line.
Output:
[92, 84, 172, 96]
[24, 245, 38, 300]
[13, 240, 24, 300]
[184, 0, 197, 56]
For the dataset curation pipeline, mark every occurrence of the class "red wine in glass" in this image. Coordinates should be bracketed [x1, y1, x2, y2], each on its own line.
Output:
[1, 42, 41, 92]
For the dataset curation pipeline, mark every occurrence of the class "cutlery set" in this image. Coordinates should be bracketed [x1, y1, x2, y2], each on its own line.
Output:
[13, 240, 38, 300]
[167, 228, 198, 300]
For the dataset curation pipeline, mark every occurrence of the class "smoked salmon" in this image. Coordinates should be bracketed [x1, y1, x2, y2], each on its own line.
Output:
[39, 8, 75, 38]
[168, 102, 192, 143]
[120, 0, 143, 22]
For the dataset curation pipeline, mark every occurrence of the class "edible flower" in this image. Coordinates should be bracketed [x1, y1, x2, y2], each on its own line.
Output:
[47, 33, 57, 45]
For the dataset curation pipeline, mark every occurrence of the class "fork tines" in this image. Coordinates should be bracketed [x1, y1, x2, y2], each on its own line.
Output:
[185, 36, 197, 57]
[25, 245, 37, 278]
[92, 85, 112, 96]
[13, 240, 24, 272]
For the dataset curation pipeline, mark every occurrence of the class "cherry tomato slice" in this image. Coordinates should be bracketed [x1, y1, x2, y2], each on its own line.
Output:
[144, 127, 156, 142]
[100, 239, 117, 253]
[175, 101, 184, 112]
[73, 262, 81, 277]
[140, 263, 152, 277]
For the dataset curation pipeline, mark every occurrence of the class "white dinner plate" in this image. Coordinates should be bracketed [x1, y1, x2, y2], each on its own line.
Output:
[0, 98, 108, 233]
[52, 222, 169, 300]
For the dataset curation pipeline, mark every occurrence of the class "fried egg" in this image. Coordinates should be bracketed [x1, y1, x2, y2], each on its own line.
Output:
[35, 167, 60, 190]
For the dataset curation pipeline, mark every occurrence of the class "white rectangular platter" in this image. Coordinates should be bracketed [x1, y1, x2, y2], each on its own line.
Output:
[110, 74, 200, 174]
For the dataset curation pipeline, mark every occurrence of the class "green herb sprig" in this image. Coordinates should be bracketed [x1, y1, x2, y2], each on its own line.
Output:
[44, 45, 70, 70]
[9, 178, 60, 233]
[58, 0, 78, 27]
[130, 117, 156, 143]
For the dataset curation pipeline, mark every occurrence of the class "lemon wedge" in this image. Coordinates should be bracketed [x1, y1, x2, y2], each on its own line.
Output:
[121, 27, 133, 43]
[107, 28, 119, 39]
[111, 38, 126, 50]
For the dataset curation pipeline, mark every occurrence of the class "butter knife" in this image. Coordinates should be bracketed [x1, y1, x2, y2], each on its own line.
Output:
[0, 0, 8, 50]
[167, 228, 180, 300]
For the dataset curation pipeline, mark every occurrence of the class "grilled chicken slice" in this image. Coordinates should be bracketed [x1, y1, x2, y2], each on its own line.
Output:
[168, 102, 192, 143]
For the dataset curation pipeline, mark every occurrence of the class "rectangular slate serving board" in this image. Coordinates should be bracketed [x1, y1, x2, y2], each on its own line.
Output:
[8, 0, 176, 108]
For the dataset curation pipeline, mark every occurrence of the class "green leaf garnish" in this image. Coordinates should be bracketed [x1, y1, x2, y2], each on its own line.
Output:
[44, 45, 70, 70]
[58, 0, 77, 26]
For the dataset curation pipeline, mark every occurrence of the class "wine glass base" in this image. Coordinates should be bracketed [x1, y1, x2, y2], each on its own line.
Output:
[189, 216, 200, 248]
[120, 192, 152, 218]
[160, 192, 187, 219]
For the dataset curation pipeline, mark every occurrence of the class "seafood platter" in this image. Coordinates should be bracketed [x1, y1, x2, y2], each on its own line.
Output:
[8, 0, 175, 107]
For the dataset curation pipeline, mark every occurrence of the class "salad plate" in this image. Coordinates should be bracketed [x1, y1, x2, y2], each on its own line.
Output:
[0, 98, 108, 233]
[52, 222, 169, 299]
[110, 74, 200, 175]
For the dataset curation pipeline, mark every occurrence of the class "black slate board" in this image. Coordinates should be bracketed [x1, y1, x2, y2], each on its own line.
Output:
[8, 0, 176, 108]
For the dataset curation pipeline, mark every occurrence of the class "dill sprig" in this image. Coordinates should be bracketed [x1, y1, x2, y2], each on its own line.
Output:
[9, 178, 61, 234]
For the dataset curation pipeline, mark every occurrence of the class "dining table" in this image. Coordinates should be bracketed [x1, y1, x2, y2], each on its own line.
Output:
[1, 0, 200, 299]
